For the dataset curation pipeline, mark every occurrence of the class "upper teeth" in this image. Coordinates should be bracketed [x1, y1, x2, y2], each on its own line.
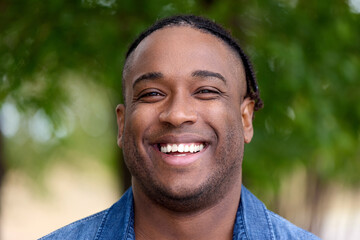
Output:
[160, 143, 204, 153]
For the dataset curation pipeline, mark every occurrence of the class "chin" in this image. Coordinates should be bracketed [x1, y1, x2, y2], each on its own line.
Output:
[141, 170, 234, 213]
[152, 184, 212, 213]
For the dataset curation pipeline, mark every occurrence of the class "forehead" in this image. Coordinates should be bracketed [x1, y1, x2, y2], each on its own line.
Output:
[124, 26, 245, 90]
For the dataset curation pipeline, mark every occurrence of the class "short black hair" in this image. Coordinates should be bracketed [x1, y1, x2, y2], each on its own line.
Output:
[123, 15, 263, 111]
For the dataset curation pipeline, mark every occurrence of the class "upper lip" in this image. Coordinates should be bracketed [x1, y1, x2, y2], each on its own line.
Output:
[149, 133, 209, 145]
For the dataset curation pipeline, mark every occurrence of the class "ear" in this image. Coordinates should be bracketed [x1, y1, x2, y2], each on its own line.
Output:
[116, 104, 125, 148]
[241, 98, 255, 143]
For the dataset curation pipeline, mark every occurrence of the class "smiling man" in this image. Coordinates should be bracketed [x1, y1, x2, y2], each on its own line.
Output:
[40, 15, 320, 240]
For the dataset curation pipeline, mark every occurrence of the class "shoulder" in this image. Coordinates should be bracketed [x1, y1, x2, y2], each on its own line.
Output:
[38, 188, 134, 240]
[266, 210, 321, 240]
[239, 186, 321, 240]
[38, 210, 108, 240]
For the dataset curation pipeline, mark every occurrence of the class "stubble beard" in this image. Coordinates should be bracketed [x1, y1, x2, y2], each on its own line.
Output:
[122, 127, 244, 213]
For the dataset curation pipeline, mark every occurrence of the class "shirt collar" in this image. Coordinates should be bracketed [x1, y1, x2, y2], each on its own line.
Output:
[95, 188, 135, 240]
[96, 185, 274, 240]
[233, 185, 274, 240]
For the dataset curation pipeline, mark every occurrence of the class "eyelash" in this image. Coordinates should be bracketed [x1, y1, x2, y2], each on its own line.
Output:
[141, 92, 162, 97]
[196, 89, 221, 94]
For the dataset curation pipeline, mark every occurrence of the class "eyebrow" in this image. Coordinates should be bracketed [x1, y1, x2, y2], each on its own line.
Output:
[191, 70, 227, 84]
[132, 72, 163, 88]
[132, 70, 227, 89]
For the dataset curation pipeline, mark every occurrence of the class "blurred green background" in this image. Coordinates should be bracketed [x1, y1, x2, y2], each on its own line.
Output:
[1, 0, 359, 239]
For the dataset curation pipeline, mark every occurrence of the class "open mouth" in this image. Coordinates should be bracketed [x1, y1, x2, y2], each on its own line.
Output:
[157, 143, 206, 155]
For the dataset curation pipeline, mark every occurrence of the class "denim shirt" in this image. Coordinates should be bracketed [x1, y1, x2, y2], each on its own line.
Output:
[39, 186, 320, 240]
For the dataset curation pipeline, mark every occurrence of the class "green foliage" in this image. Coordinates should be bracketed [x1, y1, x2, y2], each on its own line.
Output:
[244, 0, 360, 192]
[1, 0, 359, 197]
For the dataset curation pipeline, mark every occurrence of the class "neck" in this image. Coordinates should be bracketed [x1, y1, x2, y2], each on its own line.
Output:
[132, 178, 242, 240]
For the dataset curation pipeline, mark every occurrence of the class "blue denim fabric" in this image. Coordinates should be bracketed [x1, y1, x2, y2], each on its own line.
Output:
[39, 186, 320, 240]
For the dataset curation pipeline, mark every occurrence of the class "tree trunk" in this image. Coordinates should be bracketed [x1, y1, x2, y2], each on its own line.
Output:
[0, 120, 6, 200]
[0, 118, 6, 240]
[306, 171, 327, 236]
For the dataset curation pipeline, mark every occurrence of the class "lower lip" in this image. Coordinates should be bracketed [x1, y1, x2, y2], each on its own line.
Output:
[153, 146, 207, 166]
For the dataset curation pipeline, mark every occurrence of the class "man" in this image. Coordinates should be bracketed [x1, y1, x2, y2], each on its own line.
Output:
[40, 15, 320, 240]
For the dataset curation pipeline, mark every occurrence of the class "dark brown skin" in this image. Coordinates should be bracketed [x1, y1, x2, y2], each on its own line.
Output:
[116, 26, 255, 240]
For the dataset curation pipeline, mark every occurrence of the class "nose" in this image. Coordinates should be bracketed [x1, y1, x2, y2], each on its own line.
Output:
[159, 93, 197, 127]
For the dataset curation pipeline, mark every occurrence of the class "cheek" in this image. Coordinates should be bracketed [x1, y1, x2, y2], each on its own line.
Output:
[126, 106, 157, 133]
[199, 101, 242, 130]
[122, 108, 154, 173]
[199, 101, 244, 157]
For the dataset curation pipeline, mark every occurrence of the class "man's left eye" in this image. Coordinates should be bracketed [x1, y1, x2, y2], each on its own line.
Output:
[194, 88, 222, 100]
[197, 89, 219, 94]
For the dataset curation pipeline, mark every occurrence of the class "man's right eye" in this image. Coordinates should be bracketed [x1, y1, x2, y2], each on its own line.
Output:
[136, 91, 165, 102]
[141, 92, 162, 97]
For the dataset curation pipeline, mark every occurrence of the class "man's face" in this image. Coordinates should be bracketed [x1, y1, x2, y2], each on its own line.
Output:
[117, 26, 254, 211]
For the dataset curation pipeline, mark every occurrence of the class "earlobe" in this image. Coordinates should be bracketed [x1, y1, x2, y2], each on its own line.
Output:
[241, 98, 255, 143]
[116, 104, 125, 148]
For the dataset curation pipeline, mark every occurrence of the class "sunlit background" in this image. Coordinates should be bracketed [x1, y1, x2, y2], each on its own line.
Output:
[1, 0, 359, 239]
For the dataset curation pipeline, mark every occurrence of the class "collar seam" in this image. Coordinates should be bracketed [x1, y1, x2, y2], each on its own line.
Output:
[238, 198, 250, 240]
[124, 198, 135, 240]
[94, 208, 111, 240]
[262, 204, 276, 240]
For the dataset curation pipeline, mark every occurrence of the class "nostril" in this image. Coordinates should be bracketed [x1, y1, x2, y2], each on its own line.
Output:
[159, 109, 197, 127]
